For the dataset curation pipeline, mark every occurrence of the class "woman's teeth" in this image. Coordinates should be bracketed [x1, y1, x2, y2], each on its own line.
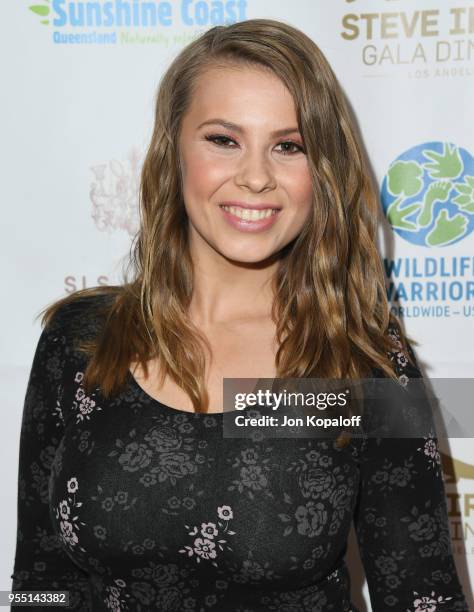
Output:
[220, 205, 279, 221]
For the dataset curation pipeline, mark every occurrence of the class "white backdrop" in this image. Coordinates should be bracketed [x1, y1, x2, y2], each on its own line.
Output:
[2, 1, 473, 609]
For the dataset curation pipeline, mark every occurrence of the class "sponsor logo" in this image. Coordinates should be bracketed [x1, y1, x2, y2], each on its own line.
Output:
[341, 0, 474, 78]
[442, 452, 474, 551]
[381, 142, 474, 318]
[89, 147, 141, 236]
[381, 142, 474, 247]
[442, 452, 474, 484]
[28, 0, 248, 44]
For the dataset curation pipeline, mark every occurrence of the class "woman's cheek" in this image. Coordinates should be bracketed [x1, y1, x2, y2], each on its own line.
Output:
[183, 154, 230, 197]
[278, 168, 313, 210]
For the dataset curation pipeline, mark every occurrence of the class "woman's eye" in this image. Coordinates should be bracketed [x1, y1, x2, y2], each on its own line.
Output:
[204, 134, 305, 155]
[205, 134, 236, 148]
[276, 141, 305, 156]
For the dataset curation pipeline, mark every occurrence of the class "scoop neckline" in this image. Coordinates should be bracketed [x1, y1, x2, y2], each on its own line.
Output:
[127, 369, 227, 416]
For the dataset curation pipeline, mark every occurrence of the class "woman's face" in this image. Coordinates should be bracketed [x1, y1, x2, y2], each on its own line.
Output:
[178, 64, 313, 264]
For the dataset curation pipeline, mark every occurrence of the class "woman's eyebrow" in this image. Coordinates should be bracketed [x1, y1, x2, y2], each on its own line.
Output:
[197, 118, 300, 137]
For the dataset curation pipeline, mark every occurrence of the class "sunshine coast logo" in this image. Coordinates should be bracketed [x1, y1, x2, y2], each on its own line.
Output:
[28, 0, 248, 45]
[381, 142, 474, 319]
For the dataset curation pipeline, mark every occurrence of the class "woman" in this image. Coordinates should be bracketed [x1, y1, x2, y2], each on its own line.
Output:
[11, 18, 469, 612]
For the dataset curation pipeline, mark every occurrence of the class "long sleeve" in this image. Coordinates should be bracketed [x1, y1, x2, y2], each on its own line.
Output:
[353, 326, 470, 611]
[10, 312, 92, 610]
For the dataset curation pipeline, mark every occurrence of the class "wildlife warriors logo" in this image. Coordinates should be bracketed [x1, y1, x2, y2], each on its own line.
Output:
[381, 142, 474, 247]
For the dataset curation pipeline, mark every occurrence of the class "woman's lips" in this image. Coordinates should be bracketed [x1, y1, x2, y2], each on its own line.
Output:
[219, 204, 281, 233]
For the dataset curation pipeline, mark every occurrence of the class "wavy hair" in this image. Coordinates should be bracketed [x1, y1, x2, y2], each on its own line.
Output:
[40, 18, 418, 417]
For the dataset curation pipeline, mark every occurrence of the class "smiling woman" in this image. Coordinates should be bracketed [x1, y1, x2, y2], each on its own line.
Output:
[11, 17, 469, 612]
[177, 64, 313, 262]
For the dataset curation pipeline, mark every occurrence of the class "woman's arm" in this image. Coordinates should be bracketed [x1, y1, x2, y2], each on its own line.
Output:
[353, 329, 470, 611]
[10, 312, 92, 611]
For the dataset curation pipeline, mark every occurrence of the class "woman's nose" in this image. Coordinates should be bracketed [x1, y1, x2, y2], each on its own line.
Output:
[234, 149, 276, 191]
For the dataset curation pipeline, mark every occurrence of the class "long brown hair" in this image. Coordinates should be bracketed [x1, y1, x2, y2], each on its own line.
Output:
[39, 18, 418, 414]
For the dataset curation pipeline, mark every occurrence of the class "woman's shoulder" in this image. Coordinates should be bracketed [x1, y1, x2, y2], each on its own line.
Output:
[42, 286, 121, 345]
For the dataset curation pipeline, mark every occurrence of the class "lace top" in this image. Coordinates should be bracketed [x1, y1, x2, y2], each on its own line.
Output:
[10, 294, 469, 611]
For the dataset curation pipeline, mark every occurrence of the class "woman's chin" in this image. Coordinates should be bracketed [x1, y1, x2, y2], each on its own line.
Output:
[217, 245, 282, 267]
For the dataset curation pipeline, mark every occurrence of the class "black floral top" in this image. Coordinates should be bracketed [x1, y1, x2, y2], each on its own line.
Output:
[10, 294, 469, 611]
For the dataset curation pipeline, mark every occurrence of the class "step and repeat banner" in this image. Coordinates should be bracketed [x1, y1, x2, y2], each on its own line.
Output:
[2, 0, 473, 609]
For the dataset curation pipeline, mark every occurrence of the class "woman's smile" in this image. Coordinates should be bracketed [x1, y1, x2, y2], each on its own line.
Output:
[218, 203, 281, 232]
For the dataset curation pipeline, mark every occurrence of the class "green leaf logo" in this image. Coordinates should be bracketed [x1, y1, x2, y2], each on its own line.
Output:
[29, 0, 50, 25]
[381, 142, 474, 247]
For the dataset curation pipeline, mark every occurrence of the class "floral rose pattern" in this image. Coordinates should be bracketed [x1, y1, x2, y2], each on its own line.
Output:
[52, 477, 86, 553]
[408, 589, 453, 612]
[10, 295, 470, 610]
[72, 371, 103, 424]
[179, 505, 236, 567]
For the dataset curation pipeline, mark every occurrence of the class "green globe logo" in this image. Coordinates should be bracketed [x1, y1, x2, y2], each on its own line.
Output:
[381, 142, 474, 247]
